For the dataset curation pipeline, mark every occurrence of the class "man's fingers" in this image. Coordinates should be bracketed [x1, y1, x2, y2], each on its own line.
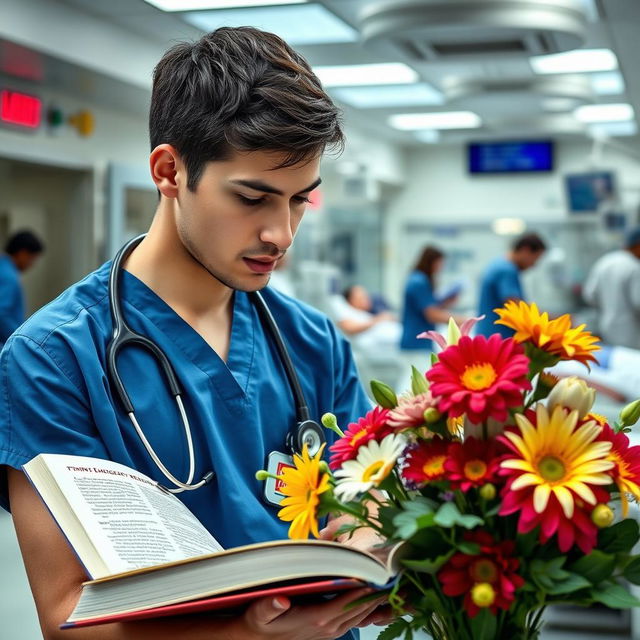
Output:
[245, 596, 291, 628]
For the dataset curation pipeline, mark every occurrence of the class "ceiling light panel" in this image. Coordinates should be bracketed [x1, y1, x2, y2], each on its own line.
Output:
[314, 63, 418, 88]
[414, 129, 441, 144]
[144, 0, 307, 10]
[331, 83, 443, 108]
[590, 72, 625, 96]
[389, 111, 481, 130]
[183, 4, 357, 46]
[530, 49, 618, 74]
[574, 103, 634, 123]
[589, 121, 637, 137]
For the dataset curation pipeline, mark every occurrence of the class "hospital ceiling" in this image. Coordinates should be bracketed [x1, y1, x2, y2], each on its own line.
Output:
[7, 0, 640, 147]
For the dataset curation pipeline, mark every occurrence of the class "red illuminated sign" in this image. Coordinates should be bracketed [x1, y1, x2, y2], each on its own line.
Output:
[1, 90, 41, 129]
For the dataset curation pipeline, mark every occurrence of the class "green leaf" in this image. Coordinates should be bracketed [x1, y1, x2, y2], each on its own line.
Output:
[516, 529, 539, 557]
[393, 497, 436, 539]
[469, 608, 497, 639]
[569, 551, 616, 585]
[370, 379, 398, 409]
[410, 366, 429, 395]
[598, 519, 640, 553]
[434, 502, 483, 529]
[430, 352, 439, 366]
[623, 556, 640, 585]
[546, 572, 592, 595]
[377, 619, 409, 640]
[402, 551, 454, 574]
[457, 541, 481, 555]
[591, 583, 640, 608]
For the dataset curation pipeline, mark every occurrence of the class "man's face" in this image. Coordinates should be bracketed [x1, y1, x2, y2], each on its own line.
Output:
[174, 150, 320, 292]
[517, 248, 544, 271]
[14, 250, 40, 272]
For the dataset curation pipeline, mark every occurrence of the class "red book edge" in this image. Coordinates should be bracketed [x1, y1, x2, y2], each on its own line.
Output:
[60, 577, 364, 629]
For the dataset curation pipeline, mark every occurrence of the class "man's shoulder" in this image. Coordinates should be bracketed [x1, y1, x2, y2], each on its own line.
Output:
[12, 263, 111, 349]
[485, 257, 516, 277]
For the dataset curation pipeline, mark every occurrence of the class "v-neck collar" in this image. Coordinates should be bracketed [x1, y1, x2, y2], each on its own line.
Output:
[119, 269, 256, 402]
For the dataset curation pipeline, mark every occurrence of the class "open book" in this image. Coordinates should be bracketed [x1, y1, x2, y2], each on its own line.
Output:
[23, 453, 401, 629]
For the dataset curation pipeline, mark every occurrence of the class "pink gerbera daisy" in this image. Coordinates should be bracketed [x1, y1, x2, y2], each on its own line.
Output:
[426, 335, 531, 424]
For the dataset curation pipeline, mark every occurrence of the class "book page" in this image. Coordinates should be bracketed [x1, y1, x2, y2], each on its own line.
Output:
[34, 454, 222, 577]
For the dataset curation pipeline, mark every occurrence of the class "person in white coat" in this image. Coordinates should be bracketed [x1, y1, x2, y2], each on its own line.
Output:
[583, 227, 640, 348]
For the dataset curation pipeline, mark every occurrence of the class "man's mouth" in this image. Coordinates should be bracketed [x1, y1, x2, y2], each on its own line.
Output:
[243, 257, 277, 274]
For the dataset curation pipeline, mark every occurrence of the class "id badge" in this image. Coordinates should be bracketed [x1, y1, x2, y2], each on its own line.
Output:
[263, 450, 295, 507]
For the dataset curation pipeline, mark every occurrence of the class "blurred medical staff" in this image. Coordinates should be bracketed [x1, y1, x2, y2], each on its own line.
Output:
[583, 227, 640, 348]
[399, 246, 463, 381]
[0, 230, 44, 349]
[476, 232, 546, 337]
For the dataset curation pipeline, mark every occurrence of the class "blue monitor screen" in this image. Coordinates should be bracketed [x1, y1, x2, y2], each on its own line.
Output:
[565, 171, 616, 213]
[469, 140, 554, 173]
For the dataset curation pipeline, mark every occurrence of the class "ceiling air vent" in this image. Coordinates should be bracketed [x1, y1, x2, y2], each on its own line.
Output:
[359, 0, 589, 61]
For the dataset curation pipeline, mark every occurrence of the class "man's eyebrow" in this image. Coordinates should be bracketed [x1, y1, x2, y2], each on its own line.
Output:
[230, 177, 322, 196]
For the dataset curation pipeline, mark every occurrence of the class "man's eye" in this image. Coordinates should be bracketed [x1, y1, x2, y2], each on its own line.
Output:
[237, 194, 264, 207]
[293, 196, 311, 204]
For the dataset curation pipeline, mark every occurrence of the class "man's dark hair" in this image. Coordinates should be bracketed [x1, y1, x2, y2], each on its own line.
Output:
[5, 230, 44, 255]
[512, 232, 546, 253]
[149, 26, 344, 191]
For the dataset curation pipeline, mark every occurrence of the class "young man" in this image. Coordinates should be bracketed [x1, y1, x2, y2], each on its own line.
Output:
[0, 230, 45, 349]
[0, 28, 386, 639]
[476, 232, 547, 337]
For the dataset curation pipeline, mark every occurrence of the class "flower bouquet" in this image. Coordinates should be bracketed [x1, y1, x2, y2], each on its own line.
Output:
[262, 301, 640, 640]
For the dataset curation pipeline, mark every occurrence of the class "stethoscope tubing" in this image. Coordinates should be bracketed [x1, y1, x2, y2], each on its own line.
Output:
[107, 234, 323, 493]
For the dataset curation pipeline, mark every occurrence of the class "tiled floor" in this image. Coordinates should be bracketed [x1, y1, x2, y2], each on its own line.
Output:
[0, 510, 629, 640]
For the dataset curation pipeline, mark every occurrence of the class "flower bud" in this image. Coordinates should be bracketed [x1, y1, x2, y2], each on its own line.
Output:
[370, 380, 398, 409]
[423, 407, 441, 423]
[471, 583, 495, 608]
[321, 413, 344, 438]
[546, 377, 595, 419]
[620, 399, 640, 428]
[446, 317, 462, 347]
[318, 461, 330, 474]
[479, 483, 496, 501]
[591, 504, 614, 528]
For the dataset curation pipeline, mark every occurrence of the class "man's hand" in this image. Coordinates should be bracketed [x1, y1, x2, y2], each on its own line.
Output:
[231, 587, 388, 639]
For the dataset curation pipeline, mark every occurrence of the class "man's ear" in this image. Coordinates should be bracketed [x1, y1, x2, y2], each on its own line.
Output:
[149, 144, 184, 198]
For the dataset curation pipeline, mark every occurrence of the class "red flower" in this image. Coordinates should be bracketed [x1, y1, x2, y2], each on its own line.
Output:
[597, 423, 640, 517]
[438, 531, 524, 618]
[401, 438, 449, 487]
[426, 335, 531, 424]
[329, 407, 392, 470]
[444, 437, 502, 492]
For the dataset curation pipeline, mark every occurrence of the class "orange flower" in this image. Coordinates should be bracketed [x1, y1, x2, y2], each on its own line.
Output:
[494, 301, 599, 367]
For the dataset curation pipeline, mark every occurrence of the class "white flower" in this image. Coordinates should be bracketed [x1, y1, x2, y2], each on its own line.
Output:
[546, 376, 595, 420]
[334, 433, 406, 502]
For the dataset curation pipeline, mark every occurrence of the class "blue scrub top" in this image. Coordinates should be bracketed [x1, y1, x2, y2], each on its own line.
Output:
[476, 257, 523, 338]
[0, 262, 371, 551]
[0, 254, 25, 349]
[400, 271, 435, 350]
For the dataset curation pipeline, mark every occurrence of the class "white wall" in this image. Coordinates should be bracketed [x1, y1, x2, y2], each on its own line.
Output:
[383, 140, 640, 309]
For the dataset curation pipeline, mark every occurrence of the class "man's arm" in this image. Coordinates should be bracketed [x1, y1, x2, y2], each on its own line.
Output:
[8, 468, 379, 640]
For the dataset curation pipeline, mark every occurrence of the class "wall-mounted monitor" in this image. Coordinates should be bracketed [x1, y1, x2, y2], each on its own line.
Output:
[564, 171, 617, 213]
[468, 140, 554, 174]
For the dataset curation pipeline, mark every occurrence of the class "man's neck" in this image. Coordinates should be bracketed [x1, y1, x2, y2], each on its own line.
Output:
[124, 204, 234, 319]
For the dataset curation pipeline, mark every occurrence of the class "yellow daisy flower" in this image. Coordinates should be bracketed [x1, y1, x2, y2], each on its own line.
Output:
[494, 301, 600, 366]
[500, 404, 614, 518]
[277, 444, 331, 539]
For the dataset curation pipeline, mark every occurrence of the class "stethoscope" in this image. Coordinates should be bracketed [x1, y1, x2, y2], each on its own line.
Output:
[107, 234, 325, 501]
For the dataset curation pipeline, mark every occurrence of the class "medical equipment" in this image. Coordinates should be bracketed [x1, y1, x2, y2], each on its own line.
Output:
[107, 234, 325, 495]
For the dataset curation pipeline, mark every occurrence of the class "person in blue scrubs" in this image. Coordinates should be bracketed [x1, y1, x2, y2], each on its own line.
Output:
[0, 27, 388, 640]
[399, 246, 464, 381]
[476, 232, 546, 337]
[0, 230, 44, 349]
